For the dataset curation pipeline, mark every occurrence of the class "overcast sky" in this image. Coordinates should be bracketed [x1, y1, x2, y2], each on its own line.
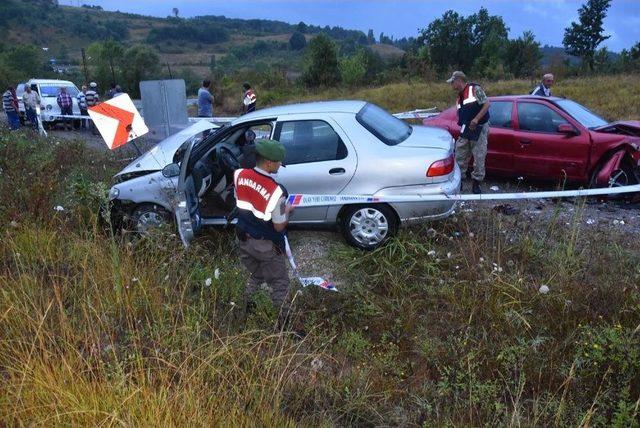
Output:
[59, 0, 639, 52]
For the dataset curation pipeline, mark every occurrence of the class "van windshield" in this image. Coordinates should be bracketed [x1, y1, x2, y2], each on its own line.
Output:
[40, 85, 79, 97]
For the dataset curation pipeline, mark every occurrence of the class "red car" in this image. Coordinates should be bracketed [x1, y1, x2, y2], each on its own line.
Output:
[424, 96, 640, 187]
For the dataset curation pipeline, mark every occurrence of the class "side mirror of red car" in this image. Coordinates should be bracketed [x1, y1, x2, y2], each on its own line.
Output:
[557, 124, 578, 136]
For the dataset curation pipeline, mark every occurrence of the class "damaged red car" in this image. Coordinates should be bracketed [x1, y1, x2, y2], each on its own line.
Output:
[423, 95, 640, 187]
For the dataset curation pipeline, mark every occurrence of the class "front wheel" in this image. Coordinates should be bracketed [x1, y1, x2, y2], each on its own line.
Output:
[589, 158, 640, 200]
[340, 204, 398, 251]
[130, 204, 173, 235]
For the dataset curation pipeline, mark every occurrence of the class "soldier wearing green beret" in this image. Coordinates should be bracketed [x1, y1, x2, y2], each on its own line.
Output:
[233, 139, 295, 321]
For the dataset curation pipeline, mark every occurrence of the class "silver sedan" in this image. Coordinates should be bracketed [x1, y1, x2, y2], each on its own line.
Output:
[108, 101, 461, 250]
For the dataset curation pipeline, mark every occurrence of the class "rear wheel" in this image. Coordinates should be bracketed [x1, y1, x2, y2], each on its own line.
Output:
[340, 204, 398, 251]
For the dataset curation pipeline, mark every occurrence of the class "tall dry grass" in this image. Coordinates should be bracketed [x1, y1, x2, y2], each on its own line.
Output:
[2, 79, 640, 425]
[265, 74, 640, 120]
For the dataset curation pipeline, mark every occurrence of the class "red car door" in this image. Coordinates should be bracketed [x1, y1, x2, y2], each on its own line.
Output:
[513, 101, 591, 181]
[484, 100, 517, 176]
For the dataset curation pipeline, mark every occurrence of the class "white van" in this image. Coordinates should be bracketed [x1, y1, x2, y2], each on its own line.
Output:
[16, 79, 81, 127]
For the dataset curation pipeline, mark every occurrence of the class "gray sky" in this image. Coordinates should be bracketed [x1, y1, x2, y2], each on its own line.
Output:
[59, 0, 639, 52]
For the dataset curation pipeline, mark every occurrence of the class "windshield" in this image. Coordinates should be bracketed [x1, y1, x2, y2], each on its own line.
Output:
[356, 103, 412, 146]
[40, 85, 79, 97]
[554, 99, 608, 129]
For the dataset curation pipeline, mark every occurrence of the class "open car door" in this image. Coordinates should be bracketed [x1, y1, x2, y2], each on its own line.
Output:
[174, 139, 203, 247]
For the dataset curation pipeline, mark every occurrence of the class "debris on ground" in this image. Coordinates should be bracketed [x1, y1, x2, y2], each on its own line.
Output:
[493, 204, 519, 215]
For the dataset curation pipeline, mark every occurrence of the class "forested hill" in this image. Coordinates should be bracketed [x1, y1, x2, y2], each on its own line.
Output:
[0, 0, 406, 62]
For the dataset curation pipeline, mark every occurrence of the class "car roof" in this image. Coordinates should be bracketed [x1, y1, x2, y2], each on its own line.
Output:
[27, 79, 76, 85]
[236, 100, 368, 121]
[489, 95, 565, 102]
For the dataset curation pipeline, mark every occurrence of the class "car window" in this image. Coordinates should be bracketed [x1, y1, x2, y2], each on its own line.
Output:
[488, 101, 512, 128]
[275, 120, 347, 165]
[517, 102, 569, 133]
[40, 85, 79, 97]
[356, 103, 412, 146]
[554, 99, 607, 129]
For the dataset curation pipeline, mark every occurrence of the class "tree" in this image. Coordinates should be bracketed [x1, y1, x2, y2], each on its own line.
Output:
[86, 39, 124, 88]
[469, 7, 509, 77]
[505, 31, 542, 78]
[418, 10, 475, 73]
[289, 31, 307, 51]
[302, 34, 340, 87]
[122, 45, 161, 97]
[367, 29, 375, 44]
[172, 7, 179, 18]
[563, 0, 611, 71]
[296, 21, 307, 34]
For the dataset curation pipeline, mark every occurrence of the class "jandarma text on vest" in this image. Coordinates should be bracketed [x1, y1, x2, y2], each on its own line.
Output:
[237, 177, 272, 201]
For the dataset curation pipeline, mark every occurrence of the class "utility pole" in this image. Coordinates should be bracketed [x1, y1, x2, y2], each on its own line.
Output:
[81, 48, 89, 83]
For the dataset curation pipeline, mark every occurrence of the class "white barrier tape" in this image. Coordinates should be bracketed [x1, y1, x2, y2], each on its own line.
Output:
[284, 236, 338, 292]
[44, 114, 92, 120]
[286, 184, 640, 208]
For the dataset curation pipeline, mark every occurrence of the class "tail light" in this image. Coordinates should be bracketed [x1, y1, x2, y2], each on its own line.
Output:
[427, 154, 455, 177]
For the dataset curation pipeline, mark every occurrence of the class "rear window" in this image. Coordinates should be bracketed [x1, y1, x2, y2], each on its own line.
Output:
[356, 103, 412, 146]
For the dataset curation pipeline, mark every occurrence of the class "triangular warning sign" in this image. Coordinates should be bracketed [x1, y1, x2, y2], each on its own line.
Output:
[88, 93, 148, 150]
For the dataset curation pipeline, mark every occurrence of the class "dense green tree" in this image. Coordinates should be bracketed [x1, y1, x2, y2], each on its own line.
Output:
[504, 31, 542, 78]
[418, 11, 475, 73]
[86, 39, 125, 88]
[302, 34, 340, 87]
[289, 32, 307, 51]
[121, 45, 161, 97]
[563, 0, 611, 71]
[339, 47, 384, 87]
[296, 21, 307, 34]
[619, 42, 640, 72]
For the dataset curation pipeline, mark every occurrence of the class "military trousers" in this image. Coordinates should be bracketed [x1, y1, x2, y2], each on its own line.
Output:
[237, 236, 290, 312]
[455, 122, 490, 181]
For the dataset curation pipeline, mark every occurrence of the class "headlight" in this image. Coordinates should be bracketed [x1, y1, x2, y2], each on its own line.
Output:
[46, 105, 52, 110]
[108, 187, 120, 201]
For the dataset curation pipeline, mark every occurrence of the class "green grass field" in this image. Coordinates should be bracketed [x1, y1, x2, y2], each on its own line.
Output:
[1, 76, 639, 425]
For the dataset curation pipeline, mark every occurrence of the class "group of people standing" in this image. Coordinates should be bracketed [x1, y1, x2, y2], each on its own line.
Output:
[1, 81, 123, 133]
[197, 80, 258, 118]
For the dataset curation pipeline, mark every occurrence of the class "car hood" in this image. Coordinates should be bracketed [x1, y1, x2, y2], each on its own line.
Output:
[593, 121, 640, 137]
[397, 125, 453, 151]
[116, 121, 217, 177]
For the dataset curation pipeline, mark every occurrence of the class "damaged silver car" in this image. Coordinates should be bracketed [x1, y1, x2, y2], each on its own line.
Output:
[108, 101, 461, 250]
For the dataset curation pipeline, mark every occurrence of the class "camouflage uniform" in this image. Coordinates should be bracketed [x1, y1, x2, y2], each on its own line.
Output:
[455, 85, 490, 181]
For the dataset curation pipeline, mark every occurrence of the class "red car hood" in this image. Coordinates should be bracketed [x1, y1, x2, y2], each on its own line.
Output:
[593, 121, 640, 136]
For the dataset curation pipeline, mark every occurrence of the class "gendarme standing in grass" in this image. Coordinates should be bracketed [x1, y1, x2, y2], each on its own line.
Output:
[448, 71, 491, 194]
[233, 139, 294, 323]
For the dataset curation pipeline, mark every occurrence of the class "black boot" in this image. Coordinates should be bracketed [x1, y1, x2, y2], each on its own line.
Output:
[472, 179, 482, 194]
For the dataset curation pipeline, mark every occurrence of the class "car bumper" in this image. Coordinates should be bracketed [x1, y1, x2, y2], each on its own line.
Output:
[376, 165, 461, 225]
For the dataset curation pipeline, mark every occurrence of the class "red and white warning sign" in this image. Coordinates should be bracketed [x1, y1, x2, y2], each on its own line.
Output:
[88, 93, 148, 150]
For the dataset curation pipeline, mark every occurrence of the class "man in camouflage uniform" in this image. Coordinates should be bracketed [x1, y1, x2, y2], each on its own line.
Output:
[447, 71, 491, 194]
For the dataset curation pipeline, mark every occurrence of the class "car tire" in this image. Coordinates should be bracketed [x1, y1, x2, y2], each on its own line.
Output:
[340, 204, 398, 251]
[589, 157, 639, 189]
[130, 204, 173, 235]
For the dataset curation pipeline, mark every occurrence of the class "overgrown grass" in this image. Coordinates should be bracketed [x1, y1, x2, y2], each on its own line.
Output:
[259, 74, 640, 121]
[1, 107, 640, 425]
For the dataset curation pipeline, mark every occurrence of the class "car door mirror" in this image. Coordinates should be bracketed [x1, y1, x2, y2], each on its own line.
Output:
[162, 163, 181, 178]
[557, 124, 578, 136]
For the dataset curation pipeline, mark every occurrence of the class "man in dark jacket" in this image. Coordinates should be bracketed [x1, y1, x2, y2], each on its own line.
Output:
[448, 71, 491, 194]
[531, 73, 554, 97]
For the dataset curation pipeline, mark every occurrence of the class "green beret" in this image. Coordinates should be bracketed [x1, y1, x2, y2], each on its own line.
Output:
[255, 139, 286, 162]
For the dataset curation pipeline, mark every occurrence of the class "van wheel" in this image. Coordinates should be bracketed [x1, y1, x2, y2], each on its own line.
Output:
[340, 204, 398, 250]
[131, 204, 173, 235]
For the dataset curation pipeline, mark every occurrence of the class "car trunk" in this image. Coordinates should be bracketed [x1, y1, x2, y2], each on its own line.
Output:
[396, 125, 453, 151]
